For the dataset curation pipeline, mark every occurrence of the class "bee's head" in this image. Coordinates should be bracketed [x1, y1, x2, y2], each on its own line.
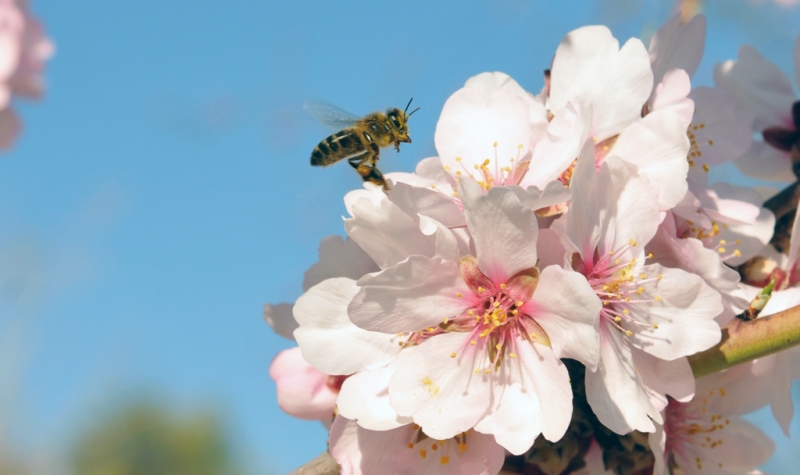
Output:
[387, 98, 420, 144]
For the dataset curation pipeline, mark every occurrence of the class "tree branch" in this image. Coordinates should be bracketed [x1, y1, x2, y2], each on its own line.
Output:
[287, 451, 340, 475]
[688, 303, 800, 378]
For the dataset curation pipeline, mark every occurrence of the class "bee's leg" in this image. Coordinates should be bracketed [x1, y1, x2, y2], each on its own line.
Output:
[362, 166, 389, 191]
[394, 140, 400, 152]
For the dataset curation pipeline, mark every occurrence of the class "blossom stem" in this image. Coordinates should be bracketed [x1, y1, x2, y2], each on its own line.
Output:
[688, 302, 800, 378]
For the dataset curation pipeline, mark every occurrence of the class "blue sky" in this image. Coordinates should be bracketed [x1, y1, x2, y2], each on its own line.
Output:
[1, 0, 799, 473]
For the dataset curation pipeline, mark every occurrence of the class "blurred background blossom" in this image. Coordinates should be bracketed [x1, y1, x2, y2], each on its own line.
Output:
[2, 0, 800, 474]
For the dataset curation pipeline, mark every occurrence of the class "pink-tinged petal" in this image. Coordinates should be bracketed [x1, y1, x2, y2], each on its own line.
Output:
[507, 181, 572, 214]
[269, 347, 337, 421]
[586, 323, 661, 434]
[263, 302, 297, 341]
[735, 140, 794, 183]
[345, 194, 436, 269]
[650, 69, 694, 129]
[415, 156, 449, 182]
[435, 85, 531, 175]
[389, 332, 492, 440]
[522, 101, 592, 189]
[627, 264, 722, 361]
[634, 350, 695, 407]
[527, 266, 601, 370]
[707, 182, 775, 266]
[536, 229, 567, 269]
[673, 417, 774, 475]
[567, 147, 660, 264]
[768, 351, 794, 436]
[337, 363, 412, 431]
[648, 423, 668, 475]
[475, 340, 571, 453]
[714, 44, 795, 131]
[686, 87, 753, 183]
[350, 256, 469, 334]
[388, 182, 465, 228]
[294, 278, 400, 375]
[648, 14, 706, 87]
[576, 440, 615, 475]
[608, 110, 690, 210]
[550, 25, 653, 141]
[418, 215, 461, 263]
[459, 178, 538, 283]
[330, 416, 505, 475]
[303, 235, 378, 291]
[465, 71, 549, 132]
[646, 221, 747, 317]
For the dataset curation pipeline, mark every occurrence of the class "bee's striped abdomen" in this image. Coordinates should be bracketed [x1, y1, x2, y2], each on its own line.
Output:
[310, 129, 366, 166]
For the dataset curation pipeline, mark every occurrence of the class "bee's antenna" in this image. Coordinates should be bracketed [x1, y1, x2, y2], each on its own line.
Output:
[407, 106, 421, 118]
[404, 97, 414, 114]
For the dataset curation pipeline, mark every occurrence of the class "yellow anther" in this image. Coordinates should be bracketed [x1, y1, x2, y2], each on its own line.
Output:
[602, 285, 609, 290]
[450, 352, 456, 358]
[655, 296, 662, 302]
[484, 368, 491, 374]
[718, 247, 726, 253]
[719, 239, 726, 245]
[430, 184, 437, 189]
[493, 301, 500, 307]
[468, 310, 474, 315]
[500, 283, 507, 289]
[427, 327, 435, 332]
[614, 259, 620, 265]
[493, 141, 498, 147]
[474, 368, 481, 374]
[495, 343, 502, 350]
[636, 287, 644, 294]
[458, 443, 467, 453]
[455, 157, 462, 162]
[420, 449, 427, 459]
[443, 317, 449, 324]
[397, 333, 404, 337]
[628, 239, 637, 247]
[703, 164, 709, 172]
[609, 250, 615, 255]
[623, 309, 630, 314]
[456, 292, 462, 298]
[477, 287, 485, 293]
[444, 166, 451, 171]
[530, 333, 537, 339]
[614, 316, 622, 322]
[647, 252, 654, 259]
[511, 309, 518, 315]
[431, 443, 438, 450]
[625, 330, 633, 336]
[734, 249, 742, 257]
[516, 301, 523, 307]
[517, 144, 523, 149]
[509, 353, 517, 358]
[440, 456, 450, 465]
[653, 324, 659, 329]
[470, 340, 477, 345]
[407, 443, 414, 449]
[625, 297, 631, 302]
[657, 274, 662, 280]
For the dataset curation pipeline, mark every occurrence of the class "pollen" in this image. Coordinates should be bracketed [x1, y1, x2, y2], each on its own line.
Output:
[440, 456, 450, 465]
[431, 443, 438, 451]
[468, 310, 475, 315]
[640, 274, 646, 279]
[444, 166, 451, 171]
[614, 316, 622, 322]
[628, 239, 637, 247]
[734, 249, 742, 257]
[493, 301, 500, 307]
[456, 292, 462, 298]
[455, 157, 462, 162]
[636, 287, 644, 294]
[653, 324, 659, 329]
[517, 144, 523, 149]
[495, 343, 502, 350]
[458, 443, 467, 453]
[623, 309, 630, 314]
[419, 449, 427, 459]
[655, 296, 662, 302]
[430, 184, 436, 189]
[500, 283, 507, 289]
[509, 353, 517, 358]
[516, 301, 523, 307]
[407, 443, 414, 449]
[703, 164, 709, 172]
[530, 333, 537, 339]
[427, 327, 435, 332]
[477, 287, 485, 293]
[719, 239, 726, 244]
[647, 252, 654, 259]
[718, 247, 726, 253]
[470, 340, 477, 345]
[450, 352, 456, 358]
[657, 274, 662, 280]
[443, 317, 449, 324]
[625, 330, 633, 336]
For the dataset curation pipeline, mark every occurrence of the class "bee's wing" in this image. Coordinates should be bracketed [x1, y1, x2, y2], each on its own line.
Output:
[304, 100, 361, 129]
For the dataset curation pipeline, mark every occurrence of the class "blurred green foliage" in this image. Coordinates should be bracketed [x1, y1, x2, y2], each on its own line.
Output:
[71, 401, 247, 475]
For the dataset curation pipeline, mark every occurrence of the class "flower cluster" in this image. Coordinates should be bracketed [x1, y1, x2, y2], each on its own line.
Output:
[266, 14, 800, 475]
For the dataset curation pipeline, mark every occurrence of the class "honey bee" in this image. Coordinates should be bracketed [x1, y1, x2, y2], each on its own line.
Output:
[306, 98, 420, 190]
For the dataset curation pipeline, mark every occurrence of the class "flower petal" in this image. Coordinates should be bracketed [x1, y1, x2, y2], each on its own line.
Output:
[349, 256, 469, 334]
[527, 265, 602, 370]
[269, 347, 337, 421]
[263, 302, 298, 341]
[294, 277, 400, 375]
[550, 25, 653, 141]
[337, 363, 412, 431]
[648, 13, 706, 87]
[734, 140, 794, 183]
[460, 178, 539, 283]
[303, 235, 378, 291]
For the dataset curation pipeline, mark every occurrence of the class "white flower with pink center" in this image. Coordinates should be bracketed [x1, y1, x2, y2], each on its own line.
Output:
[649, 372, 775, 475]
[556, 143, 723, 434]
[347, 178, 601, 455]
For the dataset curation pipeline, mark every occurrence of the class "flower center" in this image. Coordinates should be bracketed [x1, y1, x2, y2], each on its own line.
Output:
[405, 425, 472, 465]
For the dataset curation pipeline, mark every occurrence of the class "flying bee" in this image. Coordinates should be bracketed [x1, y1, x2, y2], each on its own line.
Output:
[305, 98, 420, 190]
